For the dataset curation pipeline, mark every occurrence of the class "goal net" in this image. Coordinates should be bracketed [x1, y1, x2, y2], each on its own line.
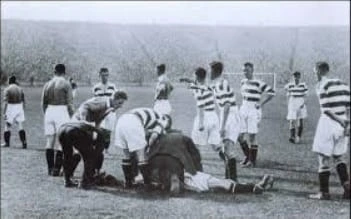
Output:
[224, 72, 277, 92]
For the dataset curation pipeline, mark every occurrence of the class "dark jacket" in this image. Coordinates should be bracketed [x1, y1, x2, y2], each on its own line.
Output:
[147, 133, 203, 175]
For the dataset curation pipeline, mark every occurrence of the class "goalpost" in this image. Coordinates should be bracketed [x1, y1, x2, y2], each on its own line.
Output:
[224, 72, 277, 91]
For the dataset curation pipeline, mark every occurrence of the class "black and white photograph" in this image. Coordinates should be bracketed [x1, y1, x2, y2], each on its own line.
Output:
[0, 1, 350, 218]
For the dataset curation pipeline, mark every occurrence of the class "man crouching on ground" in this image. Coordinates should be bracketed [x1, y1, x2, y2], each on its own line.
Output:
[147, 132, 274, 195]
[58, 122, 111, 188]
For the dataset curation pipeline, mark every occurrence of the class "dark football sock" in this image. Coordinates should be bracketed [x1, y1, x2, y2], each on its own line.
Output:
[298, 120, 303, 137]
[232, 183, 255, 194]
[319, 171, 330, 194]
[19, 130, 27, 148]
[227, 158, 237, 181]
[290, 129, 295, 139]
[336, 163, 349, 186]
[240, 140, 249, 158]
[139, 162, 151, 185]
[4, 131, 10, 146]
[122, 159, 134, 188]
[46, 149, 55, 175]
[250, 145, 258, 166]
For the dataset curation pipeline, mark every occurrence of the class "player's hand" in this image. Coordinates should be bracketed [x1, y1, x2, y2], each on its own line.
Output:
[220, 129, 226, 138]
[198, 124, 204, 132]
[148, 132, 159, 147]
[255, 103, 261, 109]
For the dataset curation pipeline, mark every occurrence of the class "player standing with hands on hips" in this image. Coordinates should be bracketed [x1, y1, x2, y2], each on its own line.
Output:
[237, 62, 275, 168]
[309, 61, 350, 200]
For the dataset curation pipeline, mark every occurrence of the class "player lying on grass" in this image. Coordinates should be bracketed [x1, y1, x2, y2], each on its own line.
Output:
[146, 132, 274, 195]
[58, 122, 111, 188]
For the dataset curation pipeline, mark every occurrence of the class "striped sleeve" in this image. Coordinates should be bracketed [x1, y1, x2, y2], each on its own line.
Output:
[260, 81, 275, 95]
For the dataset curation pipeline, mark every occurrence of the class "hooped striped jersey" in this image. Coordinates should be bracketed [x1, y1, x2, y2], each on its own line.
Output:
[240, 78, 275, 102]
[155, 75, 173, 100]
[129, 108, 167, 134]
[211, 78, 237, 108]
[93, 82, 117, 97]
[284, 82, 308, 98]
[316, 77, 350, 115]
[189, 82, 216, 111]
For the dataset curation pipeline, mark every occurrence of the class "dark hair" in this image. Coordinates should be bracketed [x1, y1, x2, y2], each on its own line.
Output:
[293, 71, 301, 76]
[113, 90, 128, 100]
[210, 61, 223, 74]
[244, 62, 254, 68]
[316, 62, 329, 73]
[54, 64, 66, 75]
[195, 67, 206, 79]
[9, 76, 17, 84]
[157, 64, 166, 75]
[100, 68, 109, 73]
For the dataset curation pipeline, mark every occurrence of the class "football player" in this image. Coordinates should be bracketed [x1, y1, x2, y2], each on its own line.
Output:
[147, 132, 274, 195]
[209, 61, 240, 181]
[114, 107, 171, 188]
[284, 71, 308, 143]
[42, 64, 74, 176]
[72, 90, 128, 175]
[58, 122, 111, 188]
[153, 64, 174, 115]
[2, 76, 27, 149]
[238, 62, 275, 167]
[92, 67, 118, 132]
[309, 62, 350, 200]
[180, 67, 225, 161]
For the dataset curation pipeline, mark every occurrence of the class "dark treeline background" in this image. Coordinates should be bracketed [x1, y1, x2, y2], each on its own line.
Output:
[1, 20, 349, 86]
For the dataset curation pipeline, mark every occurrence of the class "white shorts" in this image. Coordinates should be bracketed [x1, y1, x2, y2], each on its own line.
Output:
[287, 98, 307, 120]
[5, 103, 25, 124]
[184, 171, 212, 192]
[312, 114, 348, 157]
[154, 100, 172, 115]
[220, 107, 241, 143]
[44, 105, 70, 135]
[239, 102, 261, 134]
[100, 112, 116, 131]
[114, 114, 147, 152]
[191, 111, 220, 146]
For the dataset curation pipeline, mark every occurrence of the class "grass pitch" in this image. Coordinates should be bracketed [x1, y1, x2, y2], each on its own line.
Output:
[1, 85, 350, 219]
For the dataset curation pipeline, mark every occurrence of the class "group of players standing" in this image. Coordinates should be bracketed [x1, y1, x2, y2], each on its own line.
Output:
[1, 60, 350, 200]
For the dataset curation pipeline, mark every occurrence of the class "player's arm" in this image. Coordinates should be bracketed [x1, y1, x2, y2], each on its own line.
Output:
[41, 83, 49, 114]
[21, 89, 26, 109]
[197, 107, 204, 131]
[3, 89, 8, 117]
[66, 83, 74, 117]
[258, 83, 275, 108]
[220, 102, 230, 138]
